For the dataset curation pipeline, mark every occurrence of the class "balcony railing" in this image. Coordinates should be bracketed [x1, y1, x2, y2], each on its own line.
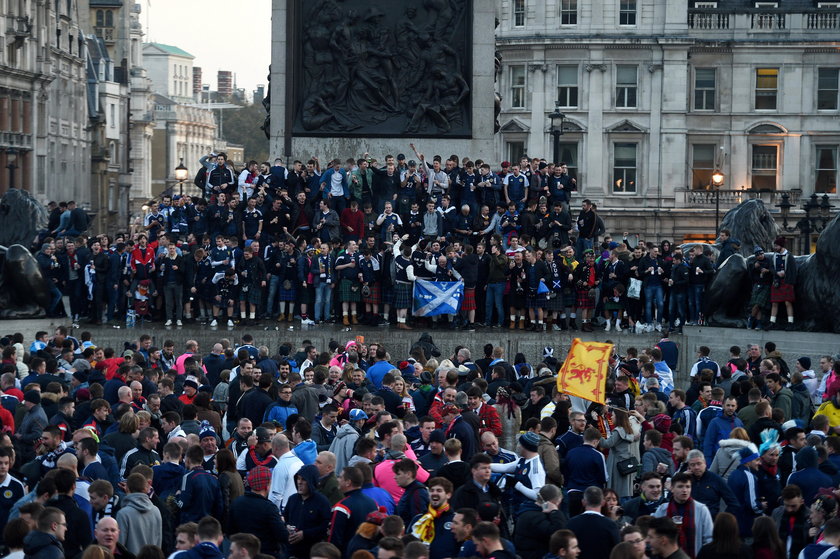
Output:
[688, 12, 730, 29]
[94, 26, 115, 43]
[807, 12, 840, 29]
[682, 188, 802, 207]
[751, 13, 785, 30]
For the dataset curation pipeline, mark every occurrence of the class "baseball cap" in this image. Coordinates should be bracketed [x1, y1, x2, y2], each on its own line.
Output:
[255, 426, 272, 444]
[349, 408, 369, 421]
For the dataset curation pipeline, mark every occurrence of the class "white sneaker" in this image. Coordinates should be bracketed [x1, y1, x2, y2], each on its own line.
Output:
[227, 319, 234, 327]
[655, 323, 662, 332]
[635, 322, 644, 334]
[605, 320, 612, 332]
[301, 318, 315, 325]
[616, 323, 622, 332]
[176, 320, 183, 326]
[643, 323, 653, 333]
[553, 324, 561, 331]
[674, 318, 681, 327]
[165, 319, 173, 326]
[210, 319, 218, 327]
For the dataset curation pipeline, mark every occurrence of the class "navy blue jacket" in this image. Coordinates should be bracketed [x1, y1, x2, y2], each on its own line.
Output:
[691, 469, 740, 517]
[396, 480, 430, 526]
[563, 444, 607, 491]
[284, 465, 331, 559]
[328, 488, 377, 556]
[229, 491, 288, 556]
[177, 467, 222, 523]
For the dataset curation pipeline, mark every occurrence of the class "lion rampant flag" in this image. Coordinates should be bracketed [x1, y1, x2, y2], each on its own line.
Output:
[556, 338, 614, 404]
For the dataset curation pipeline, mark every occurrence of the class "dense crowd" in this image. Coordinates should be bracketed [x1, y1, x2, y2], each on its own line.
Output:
[1, 326, 840, 559]
[37, 147, 799, 333]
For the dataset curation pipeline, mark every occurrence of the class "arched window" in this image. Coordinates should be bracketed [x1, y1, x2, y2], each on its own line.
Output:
[96, 10, 104, 27]
[105, 10, 113, 26]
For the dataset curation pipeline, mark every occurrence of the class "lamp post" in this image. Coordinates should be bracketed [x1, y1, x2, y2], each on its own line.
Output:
[548, 106, 566, 165]
[711, 169, 724, 235]
[174, 158, 189, 197]
[775, 191, 793, 230]
[776, 191, 835, 254]
[6, 148, 18, 189]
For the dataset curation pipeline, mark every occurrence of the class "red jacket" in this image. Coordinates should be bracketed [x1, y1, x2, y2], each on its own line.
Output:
[340, 208, 365, 238]
[131, 246, 155, 272]
[475, 403, 503, 436]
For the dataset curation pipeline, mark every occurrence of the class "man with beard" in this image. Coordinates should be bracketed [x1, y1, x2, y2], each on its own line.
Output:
[408, 477, 458, 559]
[225, 418, 252, 460]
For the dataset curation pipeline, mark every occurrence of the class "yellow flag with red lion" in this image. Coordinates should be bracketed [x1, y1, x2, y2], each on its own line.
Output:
[556, 338, 614, 404]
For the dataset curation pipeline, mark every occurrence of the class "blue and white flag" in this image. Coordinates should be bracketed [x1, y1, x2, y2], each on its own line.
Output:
[412, 279, 464, 316]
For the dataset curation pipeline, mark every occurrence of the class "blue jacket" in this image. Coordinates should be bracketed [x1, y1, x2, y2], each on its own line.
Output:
[177, 467, 222, 523]
[691, 469, 740, 517]
[361, 483, 395, 514]
[284, 465, 331, 559]
[229, 491, 288, 556]
[799, 543, 840, 559]
[320, 168, 349, 199]
[153, 462, 186, 499]
[328, 488, 378, 556]
[788, 467, 833, 506]
[728, 465, 763, 537]
[563, 444, 608, 491]
[409, 508, 458, 559]
[263, 400, 298, 429]
[396, 480, 430, 526]
[703, 413, 744, 463]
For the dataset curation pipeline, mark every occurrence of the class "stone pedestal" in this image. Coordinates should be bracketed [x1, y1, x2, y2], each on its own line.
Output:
[269, 0, 496, 160]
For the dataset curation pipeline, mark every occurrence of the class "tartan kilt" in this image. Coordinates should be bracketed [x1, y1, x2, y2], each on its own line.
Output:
[576, 288, 596, 309]
[749, 284, 771, 308]
[604, 299, 624, 311]
[339, 279, 361, 302]
[279, 283, 297, 302]
[362, 284, 382, 306]
[546, 292, 565, 311]
[526, 293, 547, 309]
[562, 287, 576, 308]
[299, 285, 314, 306]
[770, 282, 796, 303]
[509, 289, 526, 310]
[462, 288, 476, 311]
[394, 282, 413, 309]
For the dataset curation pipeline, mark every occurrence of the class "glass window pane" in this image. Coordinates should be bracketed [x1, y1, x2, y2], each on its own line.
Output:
[615, 143, 636, 165]
[818, 68, 838, 89]
[756, 68, 778, 89]
[695, 68, 715, 88]
[617, 66, 637, 84]
[693, 144, 715, 167]
[558, 66, 577, 85]
[511, 67, 525, 86]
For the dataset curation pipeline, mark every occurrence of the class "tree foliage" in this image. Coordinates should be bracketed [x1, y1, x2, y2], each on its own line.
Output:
[220, 102, 270, 163]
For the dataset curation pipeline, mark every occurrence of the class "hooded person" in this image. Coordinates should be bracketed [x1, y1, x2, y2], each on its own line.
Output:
[330, 408, 368, 474]
[788, 446, 834, 505]
[652, 414, 675, 452]
[115, 473, 163, 555]
[284, 464, 332, 559]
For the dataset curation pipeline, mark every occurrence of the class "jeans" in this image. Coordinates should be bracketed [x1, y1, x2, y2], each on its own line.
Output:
[107, 283, 120, 321]
[47, 283, 62, 315]
[575, 236, 593, 261]
[669, 290, 687, 328]
[688, 284, 705, 323]
[314, 282, 332, 322]
[64, 278, 84, 318]
[163, 283, 183, 320]
[485, 282, 505, 326]
[266, 275, 281, 317]
[644, 284, 664, 324]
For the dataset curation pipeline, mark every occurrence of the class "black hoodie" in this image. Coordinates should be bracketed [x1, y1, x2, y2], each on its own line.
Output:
[22, 530, 64, 559]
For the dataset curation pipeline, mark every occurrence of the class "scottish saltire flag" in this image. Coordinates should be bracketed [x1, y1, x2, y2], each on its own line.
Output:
[413, 279, 464, 316]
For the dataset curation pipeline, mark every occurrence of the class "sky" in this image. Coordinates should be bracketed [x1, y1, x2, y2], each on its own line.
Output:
[143, 0, 272, 99]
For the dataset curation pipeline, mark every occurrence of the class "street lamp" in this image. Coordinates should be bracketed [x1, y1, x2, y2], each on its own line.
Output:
[548, 106, 566, 165]
[711, 169, 724, 235]
[174, 158, 189, 196]
[775, 192, 794, 230]
[6, 148, 18, 189]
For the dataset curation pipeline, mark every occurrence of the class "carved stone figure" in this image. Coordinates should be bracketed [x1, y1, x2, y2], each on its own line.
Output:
[291, 0, 473, 136]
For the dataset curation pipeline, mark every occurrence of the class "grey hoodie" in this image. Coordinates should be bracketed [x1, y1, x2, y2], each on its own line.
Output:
[115, 492, 162, 554]
[329, 422, 360, 474]
[641, 446, 674, 476]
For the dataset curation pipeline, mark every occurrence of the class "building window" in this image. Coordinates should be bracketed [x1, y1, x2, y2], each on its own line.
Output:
[818, 68, 839, 110]
[105, 10, 113, 26]
[751, 145, 778, 189]
[560, 0, 577, 25]
[557, 66, 578, 108]
[513, 0, 526, 27]
[816, 146, 838, 193]
[616, 65, 637, 108]
[691, 144, 717, 189]
[613, 143, 637, 193]
[619, 0, 636, 25]
[510, 65, 526, 109]
[557, 142, 578, 181]
[694, 68, 716, 111]
[96, 10, 104, 26]
[507, 141, 526, 162]
[755, 68, 779, 110]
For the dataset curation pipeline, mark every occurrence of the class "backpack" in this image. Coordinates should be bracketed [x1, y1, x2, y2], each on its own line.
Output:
[791, 386, 815, 424]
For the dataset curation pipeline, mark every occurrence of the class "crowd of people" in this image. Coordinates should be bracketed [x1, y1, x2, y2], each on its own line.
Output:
[36, 147, 798, 334]
[1, 325, 840, 559]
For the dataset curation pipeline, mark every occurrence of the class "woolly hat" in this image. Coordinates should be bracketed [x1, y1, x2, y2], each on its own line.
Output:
[798, 356, 812, 370]
[753, 245, 764, 255]
[519, 431, 541, 452]
[774, 237, 786, 248]
[429, 429, 446, 444]
[652, 414, 672, 433]
[184, 376, 199, 390]
[24, 390, 41, 405]
[199, 420, 216, 441]
[738, 444, 760, 465]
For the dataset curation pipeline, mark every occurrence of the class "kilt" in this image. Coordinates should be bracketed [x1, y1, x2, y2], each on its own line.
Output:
[770, 282, 795, 303]
[562, 287, 576, 308]
[363, 284, 382, 306]
[749, 284, 771, 308]
[546, 292, 565, 311]
[576, 288, 596, 309]
[394, 282, 413, 309]
[279, 283, 297, 302]
[509, 289, 526, 310]
[238, 286, 262, 305]
[339, 279, 361, 302]
[604, 299, 624, 311]
[462, 288, 476, 311]
[299, 285, 314, 307]
[526, 293, 547, 309]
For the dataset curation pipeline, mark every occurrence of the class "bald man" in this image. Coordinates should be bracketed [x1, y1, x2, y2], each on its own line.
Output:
[269, 434, 303, 510]
[93, 517, 126, 557]
[314, 451, 343, 505]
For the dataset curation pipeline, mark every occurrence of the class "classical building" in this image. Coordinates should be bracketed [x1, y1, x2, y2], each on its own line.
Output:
[0, 0, 89, 205]
[83, 0, 154, 233]
[495, 0, 840, 245]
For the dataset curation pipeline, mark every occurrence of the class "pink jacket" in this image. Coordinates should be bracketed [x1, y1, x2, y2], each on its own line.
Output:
[373, 455, 430, 502]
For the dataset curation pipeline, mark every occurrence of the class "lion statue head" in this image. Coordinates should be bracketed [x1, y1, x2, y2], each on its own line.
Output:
[0, 189, 47, 248]
[719, 199, 779, 256]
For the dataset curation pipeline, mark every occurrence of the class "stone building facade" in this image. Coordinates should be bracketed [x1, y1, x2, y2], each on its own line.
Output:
[495, 0, 840, 244]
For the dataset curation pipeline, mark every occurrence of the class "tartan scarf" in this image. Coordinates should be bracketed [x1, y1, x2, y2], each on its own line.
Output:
[667, 498, 696, 558]
[410, 502, 450, 543]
